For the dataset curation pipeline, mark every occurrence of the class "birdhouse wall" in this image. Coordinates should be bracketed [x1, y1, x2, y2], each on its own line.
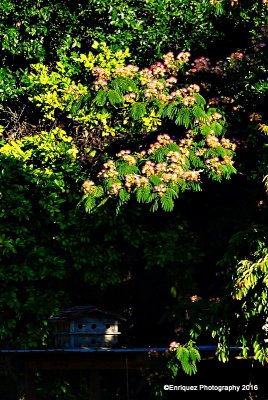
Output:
[70, 318, 119, 334]
[54, 333, 119, 349]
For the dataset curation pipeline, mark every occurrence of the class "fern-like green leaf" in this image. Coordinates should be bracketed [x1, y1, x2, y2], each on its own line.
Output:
[95, 186, 105, 197]
[150, 199, 159, 212]
[70, 92, 91, 114]
[194, 93, 206, 106]
[189, 152, 204, 168]
[130, 102, 146, 120]
[176, 347, 190, 372]
[84, 194, 96, 213]
[192, 105, 208, 121]
[147, 192, 158, 202]
[95, 196, 110, 209]
[117, 163, 139, 177]
[160, 102, 178, 120]
[177, 178, 187, 192]
[175, 108, 191, 128]
[149, 175, 162, 186]
[165, 187, 179, 199]
[104, 178, 117, 191]
[111, 76, 137, 94]
[136, 187, 151, 203]
[200, 125, 211, 136]
[176, 344, 200, 375]
[160, 194, 174, 212]
[203, 148, 219, 158]
[107, 89, 123, 106]
[167, 142, 180, 152]
[118, 189, 131, 202]
[189, 347, 201, 363]
[189, 181, 202, 192]
[215, 147, 228, 157]
[93, 89, 107, 106]
[153, 147, 168, 162]
[210, 121, 223, 135]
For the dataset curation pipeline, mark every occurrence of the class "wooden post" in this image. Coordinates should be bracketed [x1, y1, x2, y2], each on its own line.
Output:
[23, 368, 36, 400]
[89, 368, 101, 400]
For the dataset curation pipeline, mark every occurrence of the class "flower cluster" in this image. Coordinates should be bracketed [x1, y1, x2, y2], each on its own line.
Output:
[97, 134, 208, 199]
[138, 53, 197, 103]
[109, 182, 122, 195]
[250, 30, 267, 53]
[139, 68, 154, 85]
[83, 125, 236, 211]
[181, 170, 200, 181]
[189, 295, 202, 302]
[188, 57, 211, 73]
[249, 112, 262, 122]
[98, 132, 235, 194]
[90, 51, 193, 104]
[227, 0, 268, 5]
[220, 137, 236, 150]
[124, 92, 136, 103]
[229, 52, 244, 61]
[150, 62, 167, 78]
[176, 52, 191, 64]
[76, 46, 239, 210]
[89, 50, 208, 111]
[148, 134, 173, 152]
[116, 150, 137, 165]
[206, 134, 236, 151]
[169, 84, 200, 105]
[206, 135, 221, 148]
[169, 341, 180, 352]
[166, 76, 178, 87]
[97, 160, 118, 179]
[141, 160, 156, 176]
[114, 64, 139, 77]
[82, 180, 95, 193]
[212, 60, 227, 76]
[143, 80, 166, 100]
[153, 183, 167, 196]
[162, 51, 190, 73]
[92, 66, 110, 90]
[82, 180, 101, 195]
[125, 174, 149, 190]
[205, 154, 234, 175]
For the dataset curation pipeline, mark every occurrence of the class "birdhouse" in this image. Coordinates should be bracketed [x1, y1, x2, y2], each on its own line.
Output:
[49, 305, 123, 349]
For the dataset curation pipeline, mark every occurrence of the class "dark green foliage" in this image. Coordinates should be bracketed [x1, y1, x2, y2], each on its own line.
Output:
[0, 130, 125, 347]
[0, 0, 268, 398]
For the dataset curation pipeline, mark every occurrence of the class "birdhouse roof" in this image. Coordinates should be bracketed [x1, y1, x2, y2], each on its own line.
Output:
[49, 305, 124, 321]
